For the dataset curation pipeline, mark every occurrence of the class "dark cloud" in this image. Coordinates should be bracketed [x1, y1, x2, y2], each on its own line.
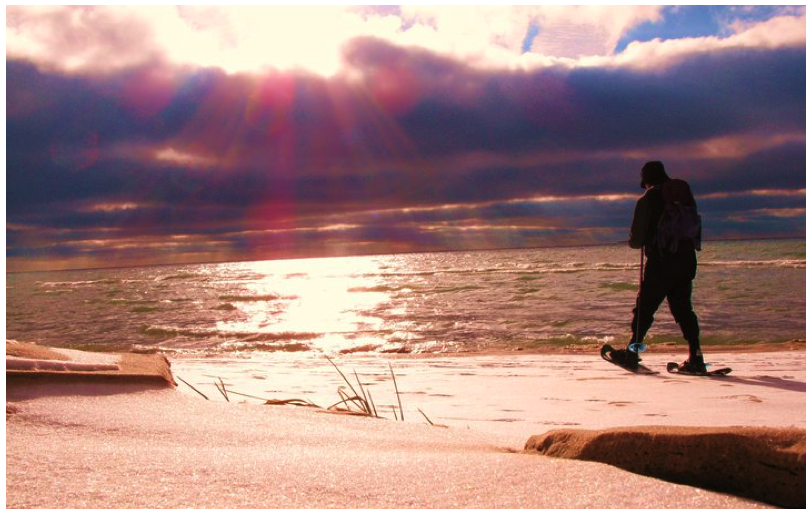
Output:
[688, 142, 807, 193]
[6, 37, 805, 270]
[344, 38, 805, 154]
[556, 49, 805, 149]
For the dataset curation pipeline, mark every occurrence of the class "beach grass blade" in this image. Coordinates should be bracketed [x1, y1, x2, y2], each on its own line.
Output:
[354, 369, 370, 414]
[214, 377, 230, 402]
[389, 363, 404, 421]
[416, 407, 434, 426]
[176, 376, 209, 400]
[367, 387, 378, 418]
[326, 356, 363, 400]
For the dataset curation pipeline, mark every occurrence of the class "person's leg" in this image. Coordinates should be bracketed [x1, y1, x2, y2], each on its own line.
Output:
[630, 259, 669, 345]
[666, 280, 702, 362]
[666, 253, 703, 368]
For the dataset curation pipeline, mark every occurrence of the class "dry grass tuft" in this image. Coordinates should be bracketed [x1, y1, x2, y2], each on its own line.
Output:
[176, 357, 441, 426]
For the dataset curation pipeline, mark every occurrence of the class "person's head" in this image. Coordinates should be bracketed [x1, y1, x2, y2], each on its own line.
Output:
[640, 161, 669, 189]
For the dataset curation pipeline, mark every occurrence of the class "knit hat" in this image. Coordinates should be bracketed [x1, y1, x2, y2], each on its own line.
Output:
[640, 161, 670, 189]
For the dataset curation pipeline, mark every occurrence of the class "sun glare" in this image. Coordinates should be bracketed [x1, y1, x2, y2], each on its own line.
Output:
[212, 257, 391, 353]
[154, 6, 359, 76]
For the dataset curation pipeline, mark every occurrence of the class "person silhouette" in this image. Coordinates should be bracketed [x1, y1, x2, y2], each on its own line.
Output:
[611, 161, 706, 372]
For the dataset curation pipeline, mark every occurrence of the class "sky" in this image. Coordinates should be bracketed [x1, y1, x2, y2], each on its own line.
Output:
[5, 5, 807, 272]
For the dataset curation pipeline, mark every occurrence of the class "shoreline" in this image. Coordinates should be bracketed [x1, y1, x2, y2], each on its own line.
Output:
[389, 338, 807, 359]
[6, 341, 806, 508]
[133, 338, 803, 363]
[98, 337, 812, 359]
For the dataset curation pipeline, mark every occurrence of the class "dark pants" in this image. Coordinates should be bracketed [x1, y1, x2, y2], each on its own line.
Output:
[631, 251, 702, 359]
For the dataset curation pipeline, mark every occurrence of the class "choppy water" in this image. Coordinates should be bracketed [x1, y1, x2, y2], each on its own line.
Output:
[5, 240, 805, 356]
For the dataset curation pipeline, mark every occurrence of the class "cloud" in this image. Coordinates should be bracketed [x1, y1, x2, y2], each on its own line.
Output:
[7, 37, 803, 190]
[5, 7, 806, 271]
[6, 6, 163, 73]
[528, 5, 663, 57]
[12, 5, 801, 78]
[609, 13, 806, 70]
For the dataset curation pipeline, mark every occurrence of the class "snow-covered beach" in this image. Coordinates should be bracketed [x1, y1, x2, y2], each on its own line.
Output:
[6, 342, 805, 508]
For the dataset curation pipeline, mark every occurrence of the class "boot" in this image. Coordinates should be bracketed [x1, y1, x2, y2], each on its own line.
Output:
[677, 358, 707, 374]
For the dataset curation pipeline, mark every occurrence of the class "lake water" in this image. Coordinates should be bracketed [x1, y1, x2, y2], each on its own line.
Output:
[6, 239, 805, 356]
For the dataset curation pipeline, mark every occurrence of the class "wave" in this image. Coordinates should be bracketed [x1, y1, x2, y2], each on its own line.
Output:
[702, 259, 805, 269]
[37, 279, 119, 287]
[347, 285, 416, 293]
[156, 273, 206, 281]
[335, 340, 456, 355]
[431, 285, 485, 294]
[140, 325, 321, 342]
[516, 275, 541, 282]
[131, 341, 312, 354]
[83, 298, 163, 309]
[543, 264, 636, 274]
[217, 293, 294, 302]
[338, 342, 393, 354]
[367, 262, 637, 281]
[131, 305, 161, 313]
[108, 298, 158, 305]
[217, 341, 312, 353]
[599, 282, 638, 291]
[349, 284, 486, 295]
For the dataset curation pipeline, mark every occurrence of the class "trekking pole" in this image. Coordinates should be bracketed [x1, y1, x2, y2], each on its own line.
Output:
[628, 246, 647, 354]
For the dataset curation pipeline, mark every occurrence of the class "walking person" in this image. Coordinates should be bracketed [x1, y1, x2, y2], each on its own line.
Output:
[609, 161, 706, 372]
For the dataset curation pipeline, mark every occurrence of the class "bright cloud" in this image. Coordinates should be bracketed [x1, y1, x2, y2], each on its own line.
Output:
[6, 5, 161, 73]
[610, 13, 806, 70]
[6, 6, 805, 77]
[8, 5, 805, 78]
[7, 6, 662, 75]
[527, 5, 663, 57]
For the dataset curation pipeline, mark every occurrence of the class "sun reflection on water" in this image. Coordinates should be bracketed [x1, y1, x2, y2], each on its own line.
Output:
[214, 256, 396, 352]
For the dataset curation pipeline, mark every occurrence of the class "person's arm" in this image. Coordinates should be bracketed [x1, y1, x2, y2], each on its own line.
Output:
[628, 195, 649, 249]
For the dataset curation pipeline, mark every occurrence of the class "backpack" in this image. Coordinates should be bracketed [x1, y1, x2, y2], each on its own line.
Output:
[656, 179, 702, 253]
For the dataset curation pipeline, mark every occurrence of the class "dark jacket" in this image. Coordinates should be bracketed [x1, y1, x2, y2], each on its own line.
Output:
[628, 186, 664, 258]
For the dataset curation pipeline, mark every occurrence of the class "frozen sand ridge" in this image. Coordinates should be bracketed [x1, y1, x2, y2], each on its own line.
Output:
[526, 425, 805, 508]
[6, 340, 175, 389]
[7, 357, 120, 372]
